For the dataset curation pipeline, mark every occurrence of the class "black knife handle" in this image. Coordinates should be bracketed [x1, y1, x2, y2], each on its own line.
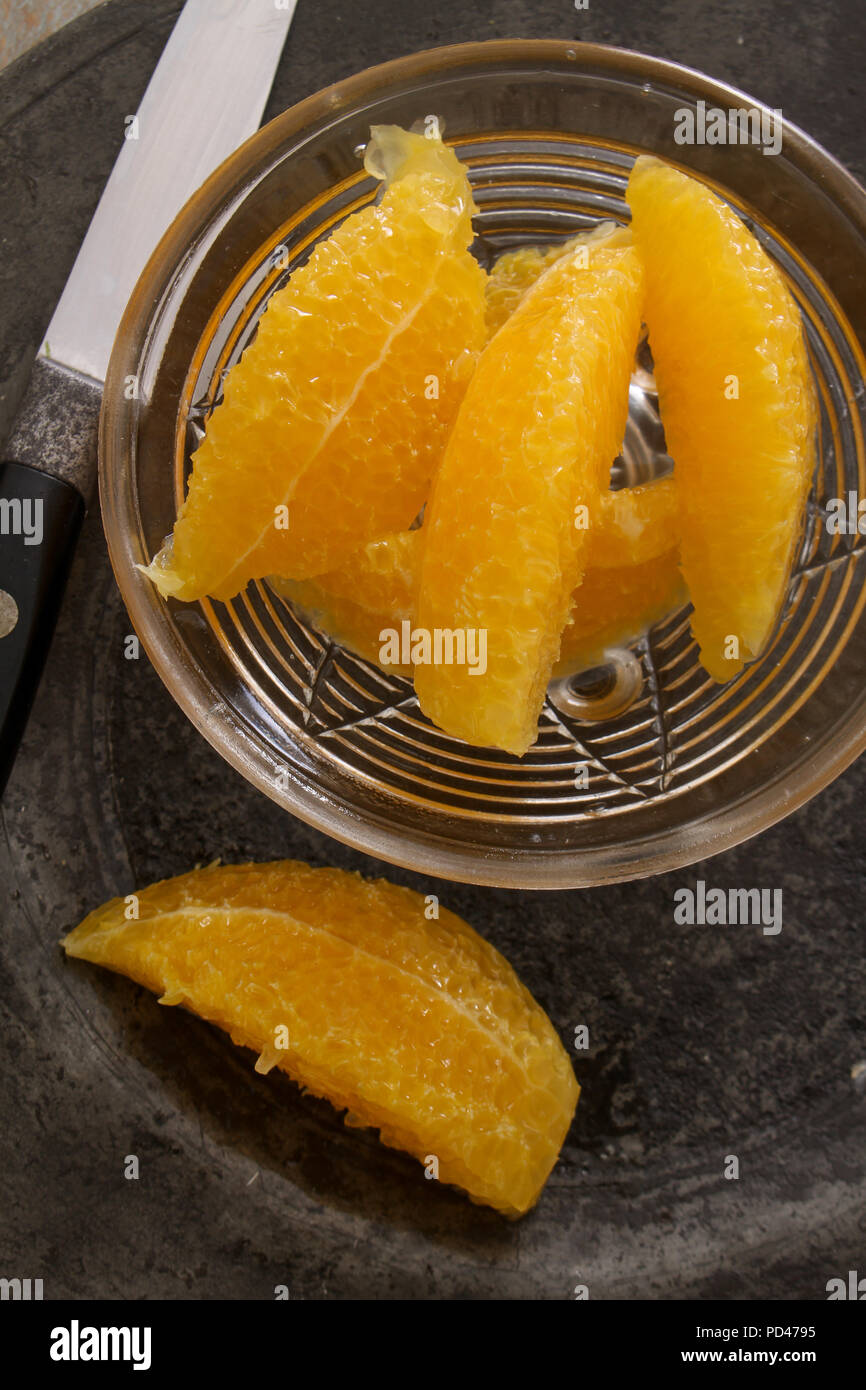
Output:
[0, 460, 85, 797]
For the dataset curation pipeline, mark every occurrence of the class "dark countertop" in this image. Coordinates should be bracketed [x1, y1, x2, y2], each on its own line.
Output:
[1, 0, 865, 1300]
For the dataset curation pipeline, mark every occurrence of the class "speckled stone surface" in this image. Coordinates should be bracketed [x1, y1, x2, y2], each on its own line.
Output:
[0, 0, 102, 71]
[1, 0, 865, 1300]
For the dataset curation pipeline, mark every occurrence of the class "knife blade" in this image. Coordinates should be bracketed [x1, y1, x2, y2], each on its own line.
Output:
[0, 0, 297, 797]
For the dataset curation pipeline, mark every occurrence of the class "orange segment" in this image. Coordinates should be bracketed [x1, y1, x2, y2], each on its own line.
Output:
[63, 860, 578, 1217]
[414, 227, 644, 755]
[144, 126, 487, 601]
[556, 548, 686, 675]
[593, 478, 678, 569]
[627, 157, 817, 680]
[485, 242, 571, 336]
[271, 478, 681, 675]
[485, 223, 622, 336]
[273, 531, 421, 677]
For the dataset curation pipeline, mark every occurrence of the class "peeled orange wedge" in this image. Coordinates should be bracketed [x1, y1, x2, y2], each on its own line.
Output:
[627, 157, 817, 679]
[485, 242, 565, 336]
[415, 226, 644, 754]
[592, 477, 678, 569]
[64, 861, 578, 1216]
[484, 222, 622, 336]
[273, 531, 421, 677]
[557, 548, 685, 675]
[271, 477, 682, 677]
[144, 126, 487, 600]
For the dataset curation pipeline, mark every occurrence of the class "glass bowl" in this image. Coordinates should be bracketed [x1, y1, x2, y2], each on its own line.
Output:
[99, 40, 866, 889]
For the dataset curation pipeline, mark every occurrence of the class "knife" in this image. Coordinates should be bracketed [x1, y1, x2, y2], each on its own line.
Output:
[0, 0, 297, 796]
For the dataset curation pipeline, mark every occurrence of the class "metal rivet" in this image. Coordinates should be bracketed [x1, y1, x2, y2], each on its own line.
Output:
[0, 589, 19, 639]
